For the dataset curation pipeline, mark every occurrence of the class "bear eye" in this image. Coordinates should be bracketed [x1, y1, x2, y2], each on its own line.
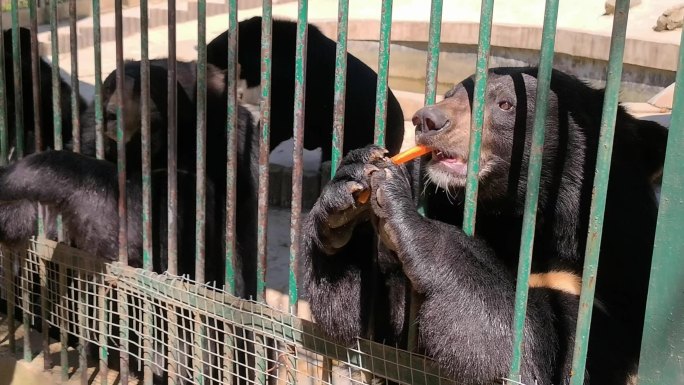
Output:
[498, 101, 513, 111]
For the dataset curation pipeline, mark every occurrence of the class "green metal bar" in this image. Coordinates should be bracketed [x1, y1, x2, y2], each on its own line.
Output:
[0, 5, 7, 165]
[423, 0, 443, 107]
[373, 0, 393, 147]
[21, 257, 30, 362]
[58, 264, 68, 380]
[195, 0, 207, 286]
[114, 1, 129, 383]
[69, 0, 81, 154]
[289, 0, 308, 314]
[462, 0, 494, 236]
[92, 1, 108, 382]
[93, 0, 105, 160]
[167, 0, 178, 276]
[636, 27, 684, 385]
[330, 0, 349, 176]
[98, 284, 109, 385]
[407, 0, 444, 351]
[508, 0, 559, 381]
[140, 0, 152, 272]
[50, 0, 62, 151]
[569, 1, 630, 383]
[28, 0, 42, 154]
[256, 0, 273, 303]
[224, 0, 238, 295]
[255, 4, 274, 384]
[3, 252, 14, 353]
[10, 0, 24, 159]
[194, 3, 208, 384]
[139, 1, 153, 384]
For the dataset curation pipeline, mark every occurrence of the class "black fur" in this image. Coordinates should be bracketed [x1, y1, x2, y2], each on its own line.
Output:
[302, 67, 668, 384]
[2, 27, 86, 158]
[207, 16, 405, 160]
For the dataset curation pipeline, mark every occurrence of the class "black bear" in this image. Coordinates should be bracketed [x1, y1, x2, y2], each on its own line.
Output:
[302, 67, 668, 385]
[2, 27, 85, 160]
[207, 16, 405, 160]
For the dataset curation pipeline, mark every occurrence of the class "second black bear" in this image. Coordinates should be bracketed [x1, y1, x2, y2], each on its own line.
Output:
[302, 67, 667, 385]
[207, 16, 405, 160]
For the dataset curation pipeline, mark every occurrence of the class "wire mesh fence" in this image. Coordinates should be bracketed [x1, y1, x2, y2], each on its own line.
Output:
[1, 238, 454, 385]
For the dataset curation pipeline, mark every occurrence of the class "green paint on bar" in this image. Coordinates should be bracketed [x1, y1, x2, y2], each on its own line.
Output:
[462, 0, 494, 236]
[569, 1, 630, 384]
[508, 0, 559, 381]
[374, 0, 393, 147]
[330, 0, 349, 177]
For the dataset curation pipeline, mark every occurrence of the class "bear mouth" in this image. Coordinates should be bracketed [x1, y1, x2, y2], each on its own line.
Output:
[431, 150, 468, 177]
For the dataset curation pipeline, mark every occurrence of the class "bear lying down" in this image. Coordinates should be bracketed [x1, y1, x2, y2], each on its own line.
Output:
[302, 67, 667, 385]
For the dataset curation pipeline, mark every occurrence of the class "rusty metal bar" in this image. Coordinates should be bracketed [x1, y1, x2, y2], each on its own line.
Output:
[289, 0, 308, 314]
[3, 252, 14, 353]
[195, 0, 207, 285]
[224, 0, 238, 295]
[167, 0, 178, 276]
[69, 0, 80, 153]
[373, 0, 393, 146]
[256, 0, 273, 303]
[10, 0, 24, 159]
[139, 0, 153, 383]
[0, 6, 7, 165]
[330, 0, 349, 176]
[28, 0, 42, 153]
[92, 0, 104, 159]
[114, 0, 129, 383]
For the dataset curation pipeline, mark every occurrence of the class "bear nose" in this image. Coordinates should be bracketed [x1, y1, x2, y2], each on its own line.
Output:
[412, 107, 449, 133]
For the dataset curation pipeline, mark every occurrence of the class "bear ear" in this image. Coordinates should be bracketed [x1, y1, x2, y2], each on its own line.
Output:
[636, 119, 669, 184]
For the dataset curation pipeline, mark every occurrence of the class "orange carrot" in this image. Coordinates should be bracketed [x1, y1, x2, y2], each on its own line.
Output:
[356, 145, 431, 204]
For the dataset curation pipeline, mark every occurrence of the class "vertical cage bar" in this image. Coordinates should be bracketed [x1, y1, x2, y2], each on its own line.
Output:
[114, 0, 128, 265]
[194, 2, 208, 384]
[140, 0, 153, 383]
[21, 253, 30, 361]
[508, 0, 559, 381]
[69, 0, 80, 153]
[118, 289, 129, 385]
[39, 255, 50, 370]
[256, 0, 273, 302]
[49, 0, 61, 151]
[140, 0, 152, 272]
[114, 1, 129, 383]
[50, 0, 64, 241]
[569, 1, 630, 383]
[224, 0, 238, 295]
[94, 5, 107, 381]
[330, 0, 349, 176]
[373, 0, 393, 147]
[92, 0, 104, 159]
[461, 0, 494, 236]
[222, 3, 238, 377]
[58, 264, 68, 380]
[3, 252, 14, 352]
[78, 273, 88, 385]
[167, 305, 179, 385]
[0, 6, 7, 166]
[255, 4, 274, 384]
[167, 0, 178, 276]
[637, 26, 684, 384]
[28, 0, 41, 153]
[289, 0, 308, 314]
[407, 0, 444, 351]
[195, 0, 207, 285]
[98, 283, 109, 385]
[10, 0, 24, 159]
[423, 0, 443, 107]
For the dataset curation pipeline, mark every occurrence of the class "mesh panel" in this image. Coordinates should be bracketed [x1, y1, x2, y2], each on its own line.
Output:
[1, 238, 454, 385]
